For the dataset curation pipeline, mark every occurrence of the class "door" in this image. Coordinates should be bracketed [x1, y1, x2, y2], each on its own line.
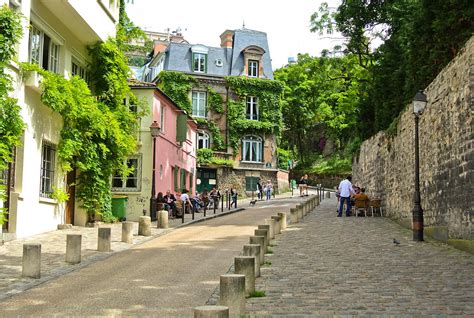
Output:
[65, 169, 76, 224]
[196, 168, 217, 193]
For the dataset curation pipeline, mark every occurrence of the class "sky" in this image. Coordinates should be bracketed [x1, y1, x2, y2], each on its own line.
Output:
[126, 0, 344, 70]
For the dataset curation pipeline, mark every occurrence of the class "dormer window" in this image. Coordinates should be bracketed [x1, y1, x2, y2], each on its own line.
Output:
[191, 45, 209, 73]
[193, 53, 207, 73]
[248, 60, 259, 78]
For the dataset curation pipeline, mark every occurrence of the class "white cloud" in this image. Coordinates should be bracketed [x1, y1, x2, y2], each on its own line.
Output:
[126, 0, 343, 69]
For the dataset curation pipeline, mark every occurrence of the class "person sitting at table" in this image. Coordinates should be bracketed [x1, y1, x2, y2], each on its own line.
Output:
[353, 187, 369, 216]
[163, 190, 177, 218]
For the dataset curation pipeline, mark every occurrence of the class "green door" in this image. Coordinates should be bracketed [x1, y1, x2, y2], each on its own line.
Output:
[196, 168, 217, 193]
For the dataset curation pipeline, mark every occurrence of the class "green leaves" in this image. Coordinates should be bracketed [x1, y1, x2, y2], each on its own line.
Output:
[157, 71, 195, 113]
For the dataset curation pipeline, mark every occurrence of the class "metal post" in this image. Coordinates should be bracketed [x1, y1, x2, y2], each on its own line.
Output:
[192, 200, 195, 220]
[213, 197, 216, 214]
[221, 193, 224, 212]
[412, 115, 424, 241]
[150, 136, 157, 221]
[204, 200, 207, 217]
[182, 203, 185, 223]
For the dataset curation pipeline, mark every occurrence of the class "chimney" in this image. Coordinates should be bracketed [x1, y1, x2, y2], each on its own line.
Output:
[220, 30, 234, 48]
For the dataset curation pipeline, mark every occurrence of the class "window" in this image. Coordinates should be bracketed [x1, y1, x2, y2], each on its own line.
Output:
[192, 91, 207, 118]
[246, 96, 259, 120]
[245, 177, 259, 191]
[71, 58, 89, 82]
[242, 136, 263, 163]
[160, 105, 165, 133]
[193, 53, 207, 73]
[40, 141, 56, 198]
[248, 60, 259, 78]
[29, 24, 61, 73]
[197, 131, 210, 149]
[111, 156, 142, 191]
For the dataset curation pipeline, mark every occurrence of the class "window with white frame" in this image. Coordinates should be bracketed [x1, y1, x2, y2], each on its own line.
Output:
[29, 24, 60, 73]
[242, 136, 263, 163]
[193, 53, 207, 73]
[192, 91, 207, 118]
[40, 141, 56, 198]
[246, 96, 259, 120]
[248, 60, 259, 78]
[111, 156, 142, 191]
[197, 131, 210, 149]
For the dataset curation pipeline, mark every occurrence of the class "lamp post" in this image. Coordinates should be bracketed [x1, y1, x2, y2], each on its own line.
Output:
[412, 91, 427, 241]
[149, 121, 160, 221]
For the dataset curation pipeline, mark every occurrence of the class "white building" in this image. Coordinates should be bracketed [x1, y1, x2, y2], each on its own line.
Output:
[1, 0, 119, 240]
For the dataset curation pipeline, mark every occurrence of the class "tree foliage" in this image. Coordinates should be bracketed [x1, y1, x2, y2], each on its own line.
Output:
[275, 54, 368, 165]
[310, 0, 474, 139]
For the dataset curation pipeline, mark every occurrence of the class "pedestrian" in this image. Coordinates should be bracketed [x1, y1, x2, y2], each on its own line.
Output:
[180, 189, 193, 214]
[265, 180, 273, 200]
[337, 175, 355, 217]
[256, 180, 263, 200]
[230, 188, 237, 208]
[299, 174, 308, 196]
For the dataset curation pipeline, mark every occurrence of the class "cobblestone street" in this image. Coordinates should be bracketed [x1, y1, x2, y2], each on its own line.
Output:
[246, 197, 474, 317]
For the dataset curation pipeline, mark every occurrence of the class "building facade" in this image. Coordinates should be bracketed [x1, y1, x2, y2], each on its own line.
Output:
[141, 28, 282, 196]
[1, 0, 119, 239]
[113, 80, 197, 221]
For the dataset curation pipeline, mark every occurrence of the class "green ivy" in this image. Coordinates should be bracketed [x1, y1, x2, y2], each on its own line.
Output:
[0, 5, 24, 224]
[192, 115, 225, 152]
[197, 148, 233, 167]
[226, 77, 283, 152]
[157, 70, 196, 113]
[20, 39, 139, 223]
[207, 86, 224, 113]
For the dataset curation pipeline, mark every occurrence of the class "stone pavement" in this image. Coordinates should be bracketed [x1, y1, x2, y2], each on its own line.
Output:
[246, 196, 474, 317]
[0, 193, 291, 302]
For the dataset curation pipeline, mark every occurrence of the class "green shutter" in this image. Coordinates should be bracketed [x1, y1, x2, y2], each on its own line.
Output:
[176, 114, 188, 144]
[180, 169, 186, 191]
[173, 166, 179, 192]
[245, 177, 258, 191]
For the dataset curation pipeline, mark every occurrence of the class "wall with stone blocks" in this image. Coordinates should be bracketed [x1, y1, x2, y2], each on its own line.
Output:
[353, 36, 474, 240]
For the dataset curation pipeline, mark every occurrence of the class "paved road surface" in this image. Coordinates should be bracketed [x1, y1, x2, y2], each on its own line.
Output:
[0, 196, 303, 317]
[247, 197, 474, 317]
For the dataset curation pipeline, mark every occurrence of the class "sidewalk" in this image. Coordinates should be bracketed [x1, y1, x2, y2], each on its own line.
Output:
[246, 196, 474, 317]
[0, 192, 293, 301]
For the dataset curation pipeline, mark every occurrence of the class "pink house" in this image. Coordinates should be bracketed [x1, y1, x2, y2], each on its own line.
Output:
[114, 80, 197, 221]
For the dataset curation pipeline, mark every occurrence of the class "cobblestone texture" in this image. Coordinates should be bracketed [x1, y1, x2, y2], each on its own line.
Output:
[246, 197, 474, 317]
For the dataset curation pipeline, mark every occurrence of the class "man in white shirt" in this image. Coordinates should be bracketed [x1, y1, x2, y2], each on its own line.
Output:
[338, 175, 355, 217]
[180, 190, 193, 213]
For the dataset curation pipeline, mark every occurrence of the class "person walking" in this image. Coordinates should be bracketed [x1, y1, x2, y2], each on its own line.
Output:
[338, 175, 355, 217]
[265, 180, 273, 200]
[256, 180, 263, 200]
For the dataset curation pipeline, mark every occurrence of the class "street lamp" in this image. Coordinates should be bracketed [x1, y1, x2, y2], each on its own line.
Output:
[149, 121, 160, 221]
[412, 90, 427, 241]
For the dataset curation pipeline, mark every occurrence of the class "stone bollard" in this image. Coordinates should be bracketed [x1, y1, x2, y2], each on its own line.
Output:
[271, 215, 281, 234]
[304, 202, 309, 215]
[219, 274, 245, 317]
[194, 305, 229, 318]
[257, 224, 271, 243]
[22, 243, 41, 278]
[98, 227, 111, 252]
[290, 208, 298, 223]
[122, 221, 134, 244]
[138, 216, 151, 236]
[234, 256, 255, 296]
[277, 212, 287, 231]
[254, 229, 268, 252]
[157, 210, 169, 229]
[326, 191, 331, 199]
[65, 234, 82, 264]
[249, 236, 265, 265]
[297, 204, 304, 220]
[265, 218, 275, 239]
[243, 244, 260, 277]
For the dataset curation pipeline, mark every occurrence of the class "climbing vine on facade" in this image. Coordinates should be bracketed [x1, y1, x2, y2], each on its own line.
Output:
[226, 77, 283, 152]
[207, 86, 224, 113]
[0, 5, 24, 224]
[21, 38, 139, 223]
[157, 71, 196, 114]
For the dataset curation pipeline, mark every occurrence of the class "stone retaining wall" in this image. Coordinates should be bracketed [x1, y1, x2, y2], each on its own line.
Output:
[353, 37, 473, 240]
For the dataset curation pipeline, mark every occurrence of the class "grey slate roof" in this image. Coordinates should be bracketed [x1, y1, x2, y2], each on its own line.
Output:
[162, 28, 274, 79]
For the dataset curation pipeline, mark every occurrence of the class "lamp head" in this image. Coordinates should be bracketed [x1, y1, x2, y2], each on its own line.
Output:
[413, 91, 427, 116]
[150, 121, 160, 137]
